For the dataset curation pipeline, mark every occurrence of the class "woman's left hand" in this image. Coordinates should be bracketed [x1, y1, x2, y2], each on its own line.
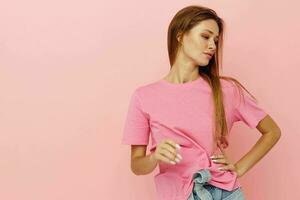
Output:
[210, 142, 242, 178]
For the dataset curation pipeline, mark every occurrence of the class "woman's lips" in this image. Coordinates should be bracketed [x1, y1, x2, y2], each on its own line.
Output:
[204, 53, 212, 59]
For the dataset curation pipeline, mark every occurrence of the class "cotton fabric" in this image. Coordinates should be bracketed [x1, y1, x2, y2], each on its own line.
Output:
[121, 76, 267, 200]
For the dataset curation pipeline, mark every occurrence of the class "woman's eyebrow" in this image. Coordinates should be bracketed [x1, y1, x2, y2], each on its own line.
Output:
[203, 29, 219, 38]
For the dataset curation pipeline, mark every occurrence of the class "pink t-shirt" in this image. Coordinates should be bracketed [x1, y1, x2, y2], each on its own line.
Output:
[121, 76, 268, 200]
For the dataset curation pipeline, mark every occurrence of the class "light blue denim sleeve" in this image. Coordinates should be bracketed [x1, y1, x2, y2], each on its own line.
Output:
[187, 168, 246, 200]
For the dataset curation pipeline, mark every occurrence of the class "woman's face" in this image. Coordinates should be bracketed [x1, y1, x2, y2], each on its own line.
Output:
[177, 19, 219, 66]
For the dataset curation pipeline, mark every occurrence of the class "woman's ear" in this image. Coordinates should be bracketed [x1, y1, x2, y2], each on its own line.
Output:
[176, 32, 183, 44]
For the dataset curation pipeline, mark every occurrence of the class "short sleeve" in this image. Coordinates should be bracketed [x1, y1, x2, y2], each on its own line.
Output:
[233, 87, 268, 129]
[121, 90, 150, 145]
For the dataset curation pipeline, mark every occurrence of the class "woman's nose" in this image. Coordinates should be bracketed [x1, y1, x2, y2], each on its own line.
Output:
[208, 41, 216, 50]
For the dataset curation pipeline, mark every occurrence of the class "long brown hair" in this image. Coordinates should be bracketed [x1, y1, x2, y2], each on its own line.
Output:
[167, 5, 258, 149]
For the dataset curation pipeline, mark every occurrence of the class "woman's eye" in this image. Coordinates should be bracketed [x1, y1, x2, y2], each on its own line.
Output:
[202, 35, 218, 44]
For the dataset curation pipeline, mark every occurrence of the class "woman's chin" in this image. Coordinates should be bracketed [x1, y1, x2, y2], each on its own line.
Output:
[197, 59, 210, 67]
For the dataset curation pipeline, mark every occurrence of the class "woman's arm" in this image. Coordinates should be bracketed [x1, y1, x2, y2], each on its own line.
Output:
[234, 114, 281, 177]
[130, 145, 158, 175]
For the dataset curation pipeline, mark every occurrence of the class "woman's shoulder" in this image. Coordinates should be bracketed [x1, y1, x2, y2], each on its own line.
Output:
[219, 77, 245, 99]
[220, 77, 237, 89]
[131, 79, 162, 97]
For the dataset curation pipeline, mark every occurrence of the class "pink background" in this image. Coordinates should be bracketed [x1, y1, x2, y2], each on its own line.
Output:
[0, 0, 299, 199]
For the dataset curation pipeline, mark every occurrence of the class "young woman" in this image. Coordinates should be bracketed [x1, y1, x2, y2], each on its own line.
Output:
[121, 5, 281, 200]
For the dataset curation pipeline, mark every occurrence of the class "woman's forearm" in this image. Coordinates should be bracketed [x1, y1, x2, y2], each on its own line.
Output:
[131, 152, 158, 175]
[235, 131, 281, 177]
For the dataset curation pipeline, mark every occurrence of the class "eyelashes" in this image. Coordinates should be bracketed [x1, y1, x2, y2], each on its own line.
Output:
[202, 36, 218, 44]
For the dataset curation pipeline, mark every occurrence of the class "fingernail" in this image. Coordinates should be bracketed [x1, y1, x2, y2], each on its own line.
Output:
[175, 158, 180, 163]
[218, 167, 223, 170]
[210, 156, 215, 159]
[176, 144, 181, 149]
[176, 154, 183, 160]
[170, 160, 176, 165]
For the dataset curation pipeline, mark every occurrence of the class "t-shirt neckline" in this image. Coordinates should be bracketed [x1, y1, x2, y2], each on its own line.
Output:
[158, 76, 204, 88]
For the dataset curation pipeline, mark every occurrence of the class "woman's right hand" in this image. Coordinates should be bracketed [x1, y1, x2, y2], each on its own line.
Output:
[151, 139, 183, 165]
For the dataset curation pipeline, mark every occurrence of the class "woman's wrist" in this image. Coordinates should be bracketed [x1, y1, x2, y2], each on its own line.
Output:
[234, 163, 244, 178]
[149, 152, 159, 164]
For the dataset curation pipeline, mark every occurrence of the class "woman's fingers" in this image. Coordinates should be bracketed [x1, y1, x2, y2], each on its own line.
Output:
[210, 154, 225, 159]
[164, 139, 181, 150]
[154, 139, 183, 165]
[218, 164, 234, 171]
[211, 157, 228, 164]
[211, 153, 236, 172]
[211, 147, 238, 173]
[159, 148, 181, 164]
[156, 151, 175, 164]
